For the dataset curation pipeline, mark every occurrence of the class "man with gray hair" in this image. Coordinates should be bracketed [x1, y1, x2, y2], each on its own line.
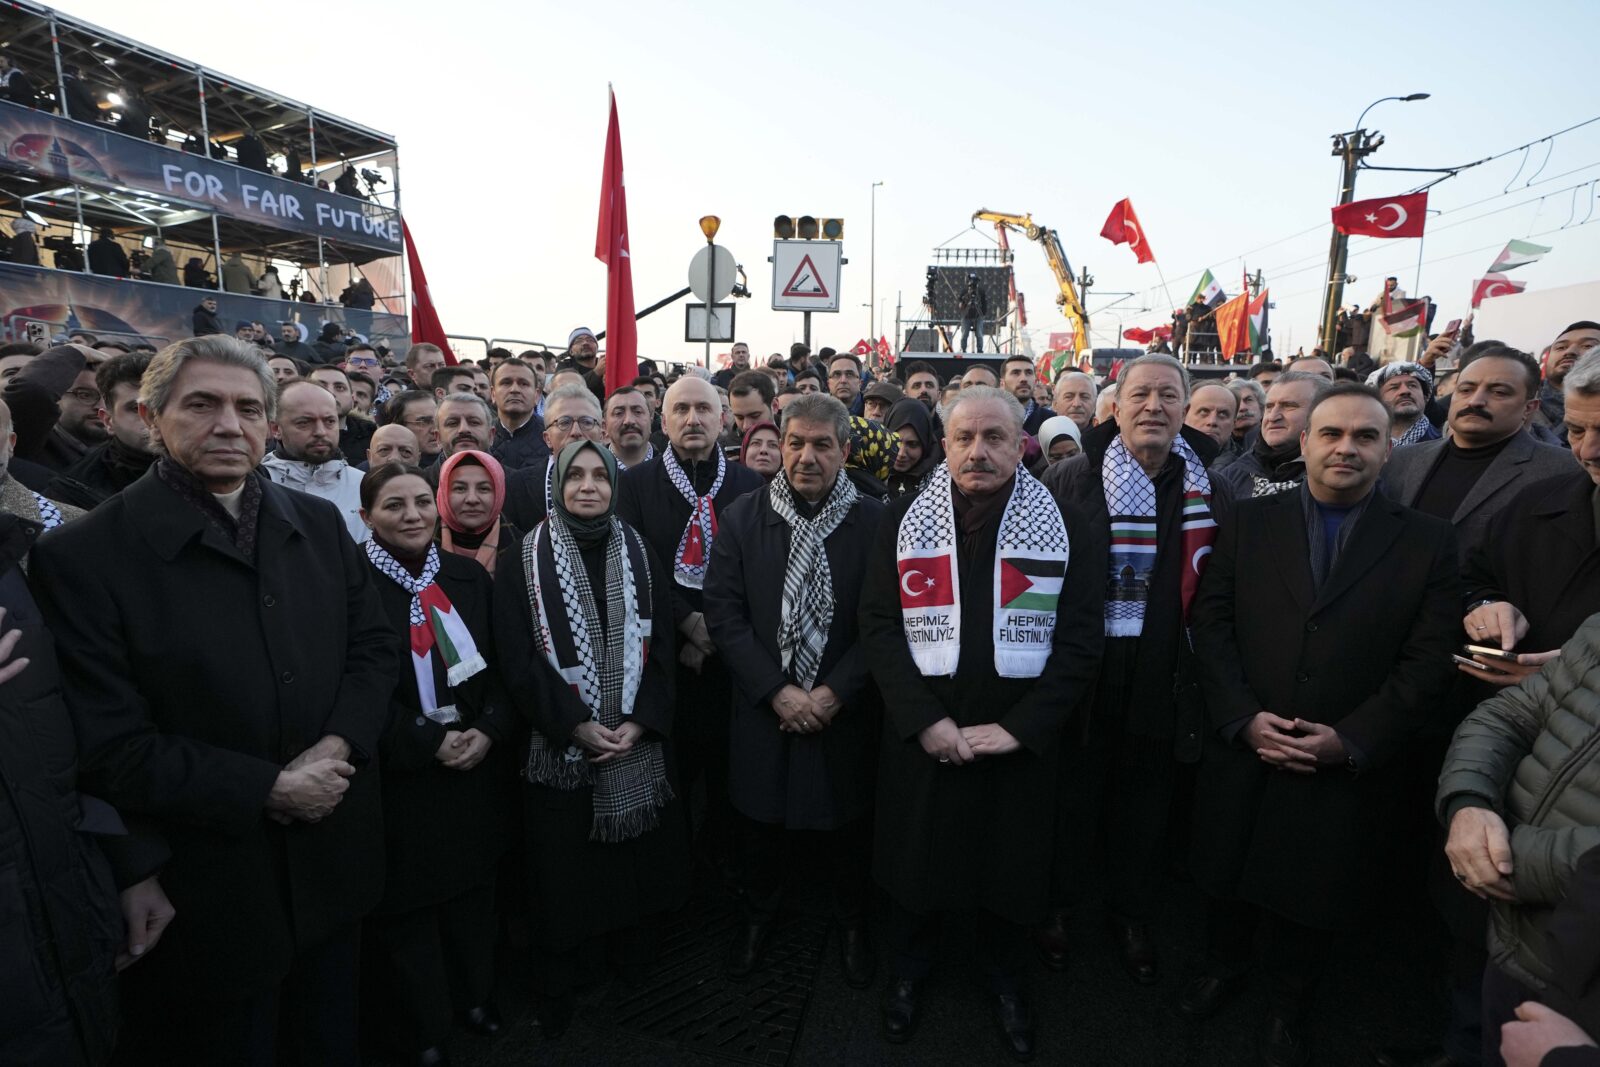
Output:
[704, 393, 887, 987]
[861, 384, 1101, 1059]
[30, 334, 397, 1063]
[1042, 353, 1231, 986]
[435, 392, 496, 458]
[1212, 372, 1330, 500]
[261, 380, 368, 542]
[1219, 378, 1265, 462]
[1053, 370, 1098, 434]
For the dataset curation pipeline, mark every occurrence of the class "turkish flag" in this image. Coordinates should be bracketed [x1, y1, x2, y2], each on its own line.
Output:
[1099, 198, 1155, 264]
[876, 335, 893, 361]
[595, 88, 637, 396]
[402, 219, 456, 365]
[897, 555, 954, 608]
[1472, 273, 1527, 308]
[1332, 191, 1428, 238]
[853, 339, 873, 357]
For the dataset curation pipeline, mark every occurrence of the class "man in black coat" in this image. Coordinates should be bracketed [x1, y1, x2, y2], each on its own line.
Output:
[704, 394, 886, 988]
[1181, 383, 1459, 1066]
[0, 510, 175, 1067]
[30, 336, 398, 1065]
[49, 351, 156, 508]
[86, 227, 129, 277]
[861, 386, 1102, 1061]
[617, 375, 763, 875]
[1212, 372, 1327, 501]
[192, 295, 222, 337]
[1040, 354, 1231, 985]
[488, 357, 549, 472]
[1001, 354, 1055, 437]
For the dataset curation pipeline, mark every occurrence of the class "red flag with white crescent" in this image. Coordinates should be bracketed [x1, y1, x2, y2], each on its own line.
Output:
[1471, 273, 1527, 308]
[1099, 198, 1155, 264]
[1331, 191, 1428, 238]
[402, 218, 457, 364]
[595, 88, 637, 396]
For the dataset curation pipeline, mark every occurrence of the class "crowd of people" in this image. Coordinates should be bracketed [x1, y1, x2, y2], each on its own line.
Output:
[3, 313, 1600, 1067]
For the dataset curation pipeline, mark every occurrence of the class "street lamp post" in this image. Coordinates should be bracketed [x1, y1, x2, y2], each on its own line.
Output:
[869, 181, 884, 342]
[1318, 93, 1429, 355]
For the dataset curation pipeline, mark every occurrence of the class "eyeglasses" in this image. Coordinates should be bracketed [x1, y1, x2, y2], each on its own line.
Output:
[65, 388, 102, 405]
[551, 415, 600, 432]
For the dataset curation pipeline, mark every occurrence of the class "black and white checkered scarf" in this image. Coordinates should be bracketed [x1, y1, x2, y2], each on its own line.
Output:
[767, 472, 858, 689]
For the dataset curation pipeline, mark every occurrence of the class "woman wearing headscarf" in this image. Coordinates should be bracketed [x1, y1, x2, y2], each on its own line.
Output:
[493, 440, 687, 1037]
[436, 449, 521, 576]
[1035, 414, 1083, 465]
[358, 463, 511, 1067]
[741, 420, 782, 480]
[843, 415, 897, 502]
[883, 398, 943, 499]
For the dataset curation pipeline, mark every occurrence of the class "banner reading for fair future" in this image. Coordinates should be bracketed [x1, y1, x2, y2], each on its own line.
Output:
[0, 100, 401, 255]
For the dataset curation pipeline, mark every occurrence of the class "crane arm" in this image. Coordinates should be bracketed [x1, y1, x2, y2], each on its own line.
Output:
[973, 209, 1090, 354]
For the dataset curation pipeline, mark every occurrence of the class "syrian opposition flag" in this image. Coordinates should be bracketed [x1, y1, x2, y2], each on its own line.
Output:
[1489, 239, 1551, 273]
[1472, 273, 1528, 308]
[1188, 269, 1224, 307]
[596, 87, 637, 396]
[1332, 191, 1428, 238]
[1100, 198, 1155, 264]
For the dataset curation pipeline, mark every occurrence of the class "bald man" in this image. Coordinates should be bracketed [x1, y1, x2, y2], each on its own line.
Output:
[365, 423, 420, 469]
[1184, 382, 1238, 448]
[617, 375, 765, 866]
[262, 381, 368, 541]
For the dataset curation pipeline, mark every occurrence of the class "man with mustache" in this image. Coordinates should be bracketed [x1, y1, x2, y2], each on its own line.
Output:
[604, 387, 655, 469]
[1052, 371, 1097, 435]
[1042, 354, 1229, 987]
[261, 381, 368, 543]
[1184, 383, 1459, 1066]
[1373, 343, 1572, 1067]
[860, 386, 1101, 1060]
[1369, 361, 1440, 449]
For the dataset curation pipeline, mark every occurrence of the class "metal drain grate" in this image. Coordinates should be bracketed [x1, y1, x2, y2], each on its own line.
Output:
[603, 900, 829, 1065]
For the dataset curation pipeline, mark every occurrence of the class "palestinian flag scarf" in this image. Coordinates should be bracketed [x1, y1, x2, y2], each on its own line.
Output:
[662, 447, 724, 589]
[522, 510, 670, 842]
[1101, 433, 1216, 637]
[365, 539, 487, 723]
[895, 462, 1069, 679]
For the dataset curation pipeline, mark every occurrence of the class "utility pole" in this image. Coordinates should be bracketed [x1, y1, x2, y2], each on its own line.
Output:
[1319, 130, 1382, 354]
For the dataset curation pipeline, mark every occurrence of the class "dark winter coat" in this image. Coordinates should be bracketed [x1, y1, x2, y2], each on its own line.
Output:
[490, 414, 550, 472]
[49, 438, 156, 509]
[0, 513, 145, 1067]
[9, 230, 39, 266]
[86, 238, 128, 277]
[703, 480, 885, 830]
[29, 468, 398, 997]
[1191, 488, 1459, 931]
[1463, 470, 1600, 654]
[859, 479, 1103, 924]
[191, 302, 222, 336]
[369, 550, 510, 914]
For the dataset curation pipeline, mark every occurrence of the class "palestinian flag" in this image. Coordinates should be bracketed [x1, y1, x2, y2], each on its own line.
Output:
[1381, 291, 1429, 337]
[1000, 556, 1064, 613]
[1489, 239, 1551, 273]
[1188, 269, 1224, 307]
[1248, 289, 1269, 351]
[413, 583, 489, 711]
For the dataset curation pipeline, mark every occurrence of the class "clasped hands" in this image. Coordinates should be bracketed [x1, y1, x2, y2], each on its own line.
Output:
[267, 734, 353, 825]
[434, 728, 492, 771]
[772, 684, 841, 734]
[572, 720, 646, 764]
[1243, 712, 1346, 773]
[678, 612, 715, 674]
[917, 716, 1019, 765]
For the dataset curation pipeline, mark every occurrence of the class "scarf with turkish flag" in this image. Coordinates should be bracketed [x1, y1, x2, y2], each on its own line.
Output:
[402, 219, 457, 364]
[1100, 198, 1155, 264]
[1331, 191, 1428, 238]
[596, 88, 637, 396]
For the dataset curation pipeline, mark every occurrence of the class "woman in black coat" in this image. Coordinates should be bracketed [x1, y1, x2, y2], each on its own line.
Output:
[359, 463, 511, 1065]
[493, 441, 687, 1037]
[884, 398, 942, 498]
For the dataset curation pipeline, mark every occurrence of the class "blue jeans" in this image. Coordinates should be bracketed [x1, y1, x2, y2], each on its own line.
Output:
[958, 317, 985, 352]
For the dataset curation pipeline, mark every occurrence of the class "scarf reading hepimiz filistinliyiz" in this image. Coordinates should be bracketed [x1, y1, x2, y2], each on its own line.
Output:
[1101, 432, 1216, 637]
[767, 471, 859, 689]
[521, 507, 669, 842]
[662, 447, 724, 589]
[365, 539, 487, 724]
[895, 462, 1069, 679]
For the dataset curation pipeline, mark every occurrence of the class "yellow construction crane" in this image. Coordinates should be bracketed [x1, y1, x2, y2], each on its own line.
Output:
[973, 209, 1093, 354]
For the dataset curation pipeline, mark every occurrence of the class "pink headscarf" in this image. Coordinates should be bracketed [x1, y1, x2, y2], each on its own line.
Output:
[436, 449, 507, 572]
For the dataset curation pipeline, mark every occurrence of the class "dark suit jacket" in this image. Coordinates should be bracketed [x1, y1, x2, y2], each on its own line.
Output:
[1382, 431, 1574, 562]
[702, 481, 885, 831]
[1189, 488, 1460, 931]
[1463, 470, 1600, 653]
[29, 468, 397, 995]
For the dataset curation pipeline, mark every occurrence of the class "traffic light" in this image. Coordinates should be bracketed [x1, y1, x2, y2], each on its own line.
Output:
[773, 215, 844, 240]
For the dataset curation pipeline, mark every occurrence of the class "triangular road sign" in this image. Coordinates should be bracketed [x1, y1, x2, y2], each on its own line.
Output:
[781, 254, 830, 299]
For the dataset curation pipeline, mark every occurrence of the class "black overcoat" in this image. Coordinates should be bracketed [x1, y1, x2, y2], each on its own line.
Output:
[1188, 488, 1460, 931]
[29, 468, 398, 997]
[369, 551, 512, 915]
[492, 527, 689, 949]
[702, 481, 885, 831]
[859, 483, 1103, 925]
